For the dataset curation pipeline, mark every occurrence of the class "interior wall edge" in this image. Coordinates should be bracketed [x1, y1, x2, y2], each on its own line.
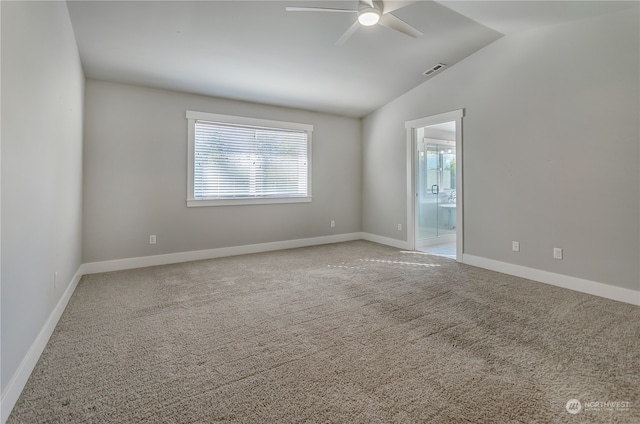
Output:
[0, 267, 83, 424]
[361, 232, 411, 250]
[463, 254, 640, 306]
[82, 233, 364, 275]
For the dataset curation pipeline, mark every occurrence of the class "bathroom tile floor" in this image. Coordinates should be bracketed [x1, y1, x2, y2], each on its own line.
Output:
[419, 241, 456, 259]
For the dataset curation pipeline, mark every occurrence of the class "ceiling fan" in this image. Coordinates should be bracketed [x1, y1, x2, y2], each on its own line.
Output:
[285, 0, 422, 45]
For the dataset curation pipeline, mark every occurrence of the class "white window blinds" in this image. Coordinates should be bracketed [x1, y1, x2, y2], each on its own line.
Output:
[193, 120, 310, 201]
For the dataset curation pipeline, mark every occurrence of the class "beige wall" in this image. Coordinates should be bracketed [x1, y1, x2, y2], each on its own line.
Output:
[82, 81, 362, 262]
[1, 1, 85, 395]
[362, 8, 639, 290]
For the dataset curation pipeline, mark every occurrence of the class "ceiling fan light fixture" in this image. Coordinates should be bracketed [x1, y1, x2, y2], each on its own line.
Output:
[358, 8, 380, 26]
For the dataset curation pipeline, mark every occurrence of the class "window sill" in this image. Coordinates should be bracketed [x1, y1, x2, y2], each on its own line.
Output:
[187, 197, 312, 207]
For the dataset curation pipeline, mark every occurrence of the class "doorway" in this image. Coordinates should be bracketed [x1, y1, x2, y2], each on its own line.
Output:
[405, 110, 463, 261]
[416, 132, 456, 256]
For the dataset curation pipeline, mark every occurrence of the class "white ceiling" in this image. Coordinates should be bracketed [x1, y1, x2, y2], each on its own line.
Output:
[66, 1, 637, 118]
[434, 0, 637, 35]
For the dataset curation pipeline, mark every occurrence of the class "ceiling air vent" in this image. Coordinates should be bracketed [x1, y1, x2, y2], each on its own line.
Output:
[423, 63, 447, 77]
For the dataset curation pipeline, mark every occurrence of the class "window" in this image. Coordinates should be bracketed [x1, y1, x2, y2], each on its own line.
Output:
[186, 111, 312, 207]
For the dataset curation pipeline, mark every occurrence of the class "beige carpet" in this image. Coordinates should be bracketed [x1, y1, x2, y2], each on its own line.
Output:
[8, 241, 639, 423]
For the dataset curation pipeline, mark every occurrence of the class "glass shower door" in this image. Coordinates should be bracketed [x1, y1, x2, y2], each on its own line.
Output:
[416, 141, 456, 246]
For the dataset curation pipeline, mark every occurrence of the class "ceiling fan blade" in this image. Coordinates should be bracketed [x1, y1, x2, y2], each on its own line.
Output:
[336, 20, 361, 46]
[285, 6, 357, 13]
[381, 1, 418, 15]
[378, 12, 422, 38]
[361, 0, 375, 7]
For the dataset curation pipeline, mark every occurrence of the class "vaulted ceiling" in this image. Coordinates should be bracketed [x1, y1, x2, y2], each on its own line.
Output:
[66, 1, 636, 117]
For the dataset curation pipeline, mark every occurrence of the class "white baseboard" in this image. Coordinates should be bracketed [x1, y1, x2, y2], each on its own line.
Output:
[361, 232, 410, 250]
[82, 233, 363, 274]
[463, 254, 640, 306]
[0, 267, 83, 424]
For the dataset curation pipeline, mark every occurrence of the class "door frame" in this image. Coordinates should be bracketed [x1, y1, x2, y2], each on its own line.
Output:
[405, 109, 464, 262]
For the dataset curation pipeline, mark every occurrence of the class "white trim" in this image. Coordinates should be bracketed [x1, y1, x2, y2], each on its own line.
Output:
[405, 110, 463, 130]
[307, 131, 313, 203]
[186, 111, 313, 208]
[406, 109, 464, 262]
[82, 233, 362, 274]
[463, 254, 640, 306]
[0, 267, 84, 424]
[186, 110, 313, 132]
[406, 127, 416, 252]
[187, 116, 196, 204]
[361, 232, 411, 250]
[187, 196, 312, 207]
[80, 233, 415, 276]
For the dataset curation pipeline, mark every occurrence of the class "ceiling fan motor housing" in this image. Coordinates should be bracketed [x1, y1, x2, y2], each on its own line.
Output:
[358, 8, 381, 26]
[358, 1, 383, 26]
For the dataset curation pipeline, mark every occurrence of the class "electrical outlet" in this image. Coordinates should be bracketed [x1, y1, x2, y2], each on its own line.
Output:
[553, 247, 563, 260]
[397, 224, 402, 231]
[149, 235, 157, 245]
[512, 241, 520, 252]
[330, 220, 335, 228]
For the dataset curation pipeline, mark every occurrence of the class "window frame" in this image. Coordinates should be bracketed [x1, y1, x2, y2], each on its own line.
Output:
[186, 110, 313, 207]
